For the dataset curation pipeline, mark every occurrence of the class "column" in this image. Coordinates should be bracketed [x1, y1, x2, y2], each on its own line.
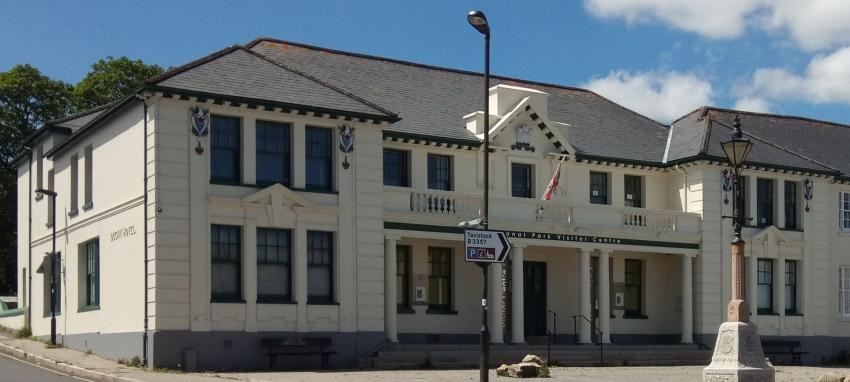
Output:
[579, 249, 592, 344]
[292, 122, 306, 189]
[681, 255, 693, 343]
[489, 263, 504, 343]
[384, 237, 398, 342]
[511, 245, 525, 344]
[598, 250, 611, 343]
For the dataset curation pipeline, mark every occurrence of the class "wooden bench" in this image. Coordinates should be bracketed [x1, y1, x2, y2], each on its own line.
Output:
[762, 340, 808, 365]
[261, 337, 336, 369]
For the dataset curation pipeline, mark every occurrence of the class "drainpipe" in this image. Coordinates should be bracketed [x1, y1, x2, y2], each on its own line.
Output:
[138, 94, 150, 367]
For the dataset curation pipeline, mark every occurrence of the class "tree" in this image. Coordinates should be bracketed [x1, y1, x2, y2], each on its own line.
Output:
[73, 56, 164, 110]
[0, 65, 73, 295]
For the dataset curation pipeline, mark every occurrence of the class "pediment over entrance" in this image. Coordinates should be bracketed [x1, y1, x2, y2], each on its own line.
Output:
[241, 183, 314, 208]
[751, 226, 791, 243]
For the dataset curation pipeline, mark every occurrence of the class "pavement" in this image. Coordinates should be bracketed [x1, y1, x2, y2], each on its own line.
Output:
[1, 331, 849, 382]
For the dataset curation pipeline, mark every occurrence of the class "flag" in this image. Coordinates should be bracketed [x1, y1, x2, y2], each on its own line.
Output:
[541, 156, 565, 200]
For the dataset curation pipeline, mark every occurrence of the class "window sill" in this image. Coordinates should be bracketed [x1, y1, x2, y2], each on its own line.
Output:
[42, 312, 62, 318]
[622, 314, 648, 319]
[35, 194, 43, 201]
[210, 180, 255, 188]
[397, 307, 415, 314]
[294, 187, 338, 195]
[45, 223, 53, 229]
[257, 300, 296, 305]
[785, 313, 803, 317]
[82, 203, 93, 211]
[757, 312, 779, 316]
[307, 301, 339, 306]
[210, 299, 246, 304]
[426, 309, 458, 315]
[78, 305, 100, 313]
[68, 209, 78, 218]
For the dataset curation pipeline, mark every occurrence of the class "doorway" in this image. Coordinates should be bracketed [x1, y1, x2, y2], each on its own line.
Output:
[523, 261, 547, 337]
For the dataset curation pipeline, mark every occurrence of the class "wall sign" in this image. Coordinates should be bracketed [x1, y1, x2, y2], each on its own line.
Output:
[110, 225, 137, 242]
[803, 178, 813, 212]
[190, 107, 210, 155]
[511, 124, 535, 152]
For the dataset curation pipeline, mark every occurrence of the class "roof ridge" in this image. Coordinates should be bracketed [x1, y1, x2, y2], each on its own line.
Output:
[146, 45, 242, 85]
[247, 37, 601, 96]
[247, 37, 668, 130]
[670, 106, 706, 126]
[46, 101, 116, 126]
[710, 117, 839, 172]
[239, 48, 397, 118]
[705, 106, 850, 130]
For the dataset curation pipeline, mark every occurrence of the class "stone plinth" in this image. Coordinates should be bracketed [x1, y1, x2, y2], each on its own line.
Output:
[704, 322, 774, 382]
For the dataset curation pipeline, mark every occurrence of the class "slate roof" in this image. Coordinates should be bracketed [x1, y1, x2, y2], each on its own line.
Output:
[247, 38, 671, 163]
[47, 103, 113, 131]
[148, 46, 397, 122]
[667, 107, 841, 175]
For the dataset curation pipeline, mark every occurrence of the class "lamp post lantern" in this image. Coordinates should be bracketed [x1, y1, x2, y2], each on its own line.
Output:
[704, 115, 774, 382]
[35, 188, 58, 346]
[468, 9, 491, 382]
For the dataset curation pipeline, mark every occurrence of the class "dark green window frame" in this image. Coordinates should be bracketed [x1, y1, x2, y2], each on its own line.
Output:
[397, 245, 411, 311]
[757, 179, 774, 227]
[785, 260, 797, 314]
[256, 120, 292, 187]
[257, 228, 292, 303]
[784, 181, 798, 230]
[624, 175, 643, 208]
[84, 239, 99, 308]
[590, 171, 609, 205]
[211, 225, 242, 302]
[210, 116, 241, 184]
[384, 149, 410, 187]
[511, 163, 533, 198]
[624, 259, 642, 317]
[307, 231, 334, 304]
[757, 258, 774, 314]
[427, 154, 452, 191]
[305, 126, 333, 191]
[427, 247, 452, 312]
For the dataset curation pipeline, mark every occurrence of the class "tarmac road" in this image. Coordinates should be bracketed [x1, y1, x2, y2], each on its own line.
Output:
[0, 352, 93, 382]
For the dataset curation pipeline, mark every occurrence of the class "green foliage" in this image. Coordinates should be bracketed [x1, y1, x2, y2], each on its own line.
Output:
[72, 56, 163, 110]
[0, 65, 73, 295]
[14, 326, 31, 338]
[118, 356, 143, 368]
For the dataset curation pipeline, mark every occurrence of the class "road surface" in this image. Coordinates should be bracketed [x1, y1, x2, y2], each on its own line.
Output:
[0, 352, 92, 382]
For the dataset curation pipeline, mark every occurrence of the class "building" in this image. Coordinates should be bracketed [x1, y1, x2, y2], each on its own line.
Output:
[11, 37, 850, 369]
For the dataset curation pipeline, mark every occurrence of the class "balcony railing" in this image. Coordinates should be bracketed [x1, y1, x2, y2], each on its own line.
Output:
[385, 187, 700, 234]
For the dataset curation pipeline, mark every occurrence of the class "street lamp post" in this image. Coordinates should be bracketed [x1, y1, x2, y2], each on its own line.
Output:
[468, 10, 491, 382]
[35, 188, 58, 346]
[703, 116, 774, 382]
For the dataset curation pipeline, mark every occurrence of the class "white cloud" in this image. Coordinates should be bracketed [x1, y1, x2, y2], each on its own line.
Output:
[733, 97, 772, 113]
[741, 46, 850, 104]
[583, 0, 850, 51]
[583, 70, 713, 123]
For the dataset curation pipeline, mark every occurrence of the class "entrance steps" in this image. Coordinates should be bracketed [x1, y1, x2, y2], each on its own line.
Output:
[368, 343, 712, 369]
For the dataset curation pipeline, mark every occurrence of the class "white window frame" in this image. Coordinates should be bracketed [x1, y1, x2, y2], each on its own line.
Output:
[840, 192, 850, 232]
[840, 266, 850, 319]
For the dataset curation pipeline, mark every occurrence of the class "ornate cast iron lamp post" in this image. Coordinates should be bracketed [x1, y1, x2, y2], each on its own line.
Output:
[704, 116, 774, 382]
[35, 188, 58, 346]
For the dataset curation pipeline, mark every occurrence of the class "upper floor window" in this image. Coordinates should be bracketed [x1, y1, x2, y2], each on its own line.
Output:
[624, 175, 643, 208]
[35, 145, 44, 195]
[210, 116, 241, 183]
[46, 169, 54, 227]
[757, 258, 774, 314]
[83, 145, 93, 209]
[42, 252, 61, 316]
[427, 154, 452, 191]
[383, 149, 410, 187]
[306, 126, 333, 191]
[211, 225, 242, 302]
[511, 163, 533, 198]
[784, 181, 798, 230]
[69, 154, 79, 215]
[757, 179, 774, 227]
[256, 120, 291, 187]
[307, 231, 334, 303]
[737, 176, 749, 224]
[589, 171, 609, 205]
[257, 228, 291, 303]
[82, 239, 100, 308]
[840, 266, 850, 318]
[840, 192, 850, 231]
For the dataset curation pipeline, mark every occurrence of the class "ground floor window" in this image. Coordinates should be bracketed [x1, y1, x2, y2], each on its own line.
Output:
[840, 266, 850, 318]
[307, 231, 334, 303]
[83, 239, 100, 308]
[397, 245, 411, 311]
[257, 228, 291, 303]
[624, 259, 642, 317]
[211, 225, 242, 302]
[41, 253, 61, 316]
[757, 259, 774, 314]
[785, 260, 797, 314]
[428, 247, 452, 312]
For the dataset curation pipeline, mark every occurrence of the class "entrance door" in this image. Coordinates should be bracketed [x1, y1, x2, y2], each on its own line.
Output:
[523, 261, 547, 337]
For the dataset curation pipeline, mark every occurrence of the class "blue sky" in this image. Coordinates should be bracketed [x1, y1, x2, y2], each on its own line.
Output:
[3, 0, 849, 124]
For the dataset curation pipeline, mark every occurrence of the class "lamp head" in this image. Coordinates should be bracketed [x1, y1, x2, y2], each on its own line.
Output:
[467, 10, 490, 35]
[720, 115, 754, 170]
